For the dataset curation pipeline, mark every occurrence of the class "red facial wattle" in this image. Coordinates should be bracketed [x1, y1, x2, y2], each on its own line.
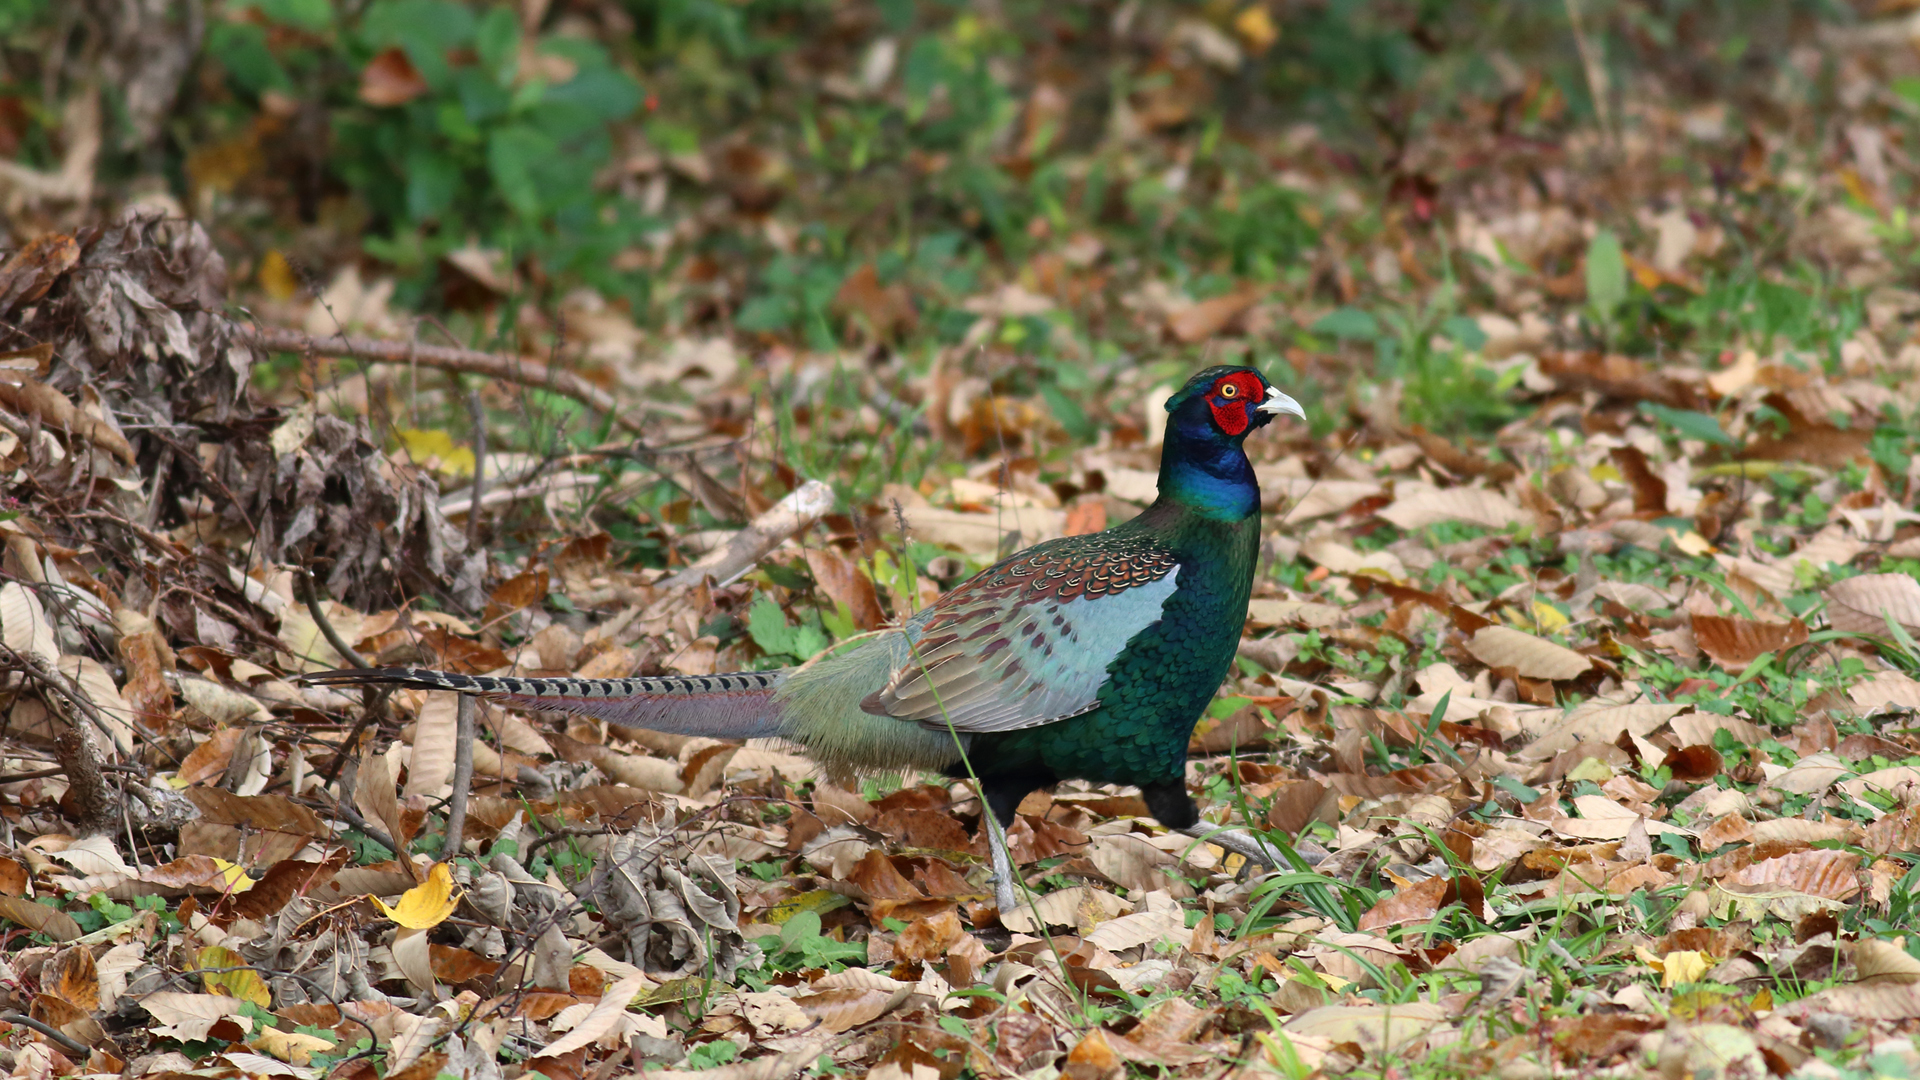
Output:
[1205, 373, 1266, 436]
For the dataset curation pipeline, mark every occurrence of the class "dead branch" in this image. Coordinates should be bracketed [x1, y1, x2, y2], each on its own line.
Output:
[444, 694, 475, 856]
[296, 568, 368, 669]
[661, 479, 836, 589]
[233, 325, 644, 435]
[0, 1010, 92, 1057]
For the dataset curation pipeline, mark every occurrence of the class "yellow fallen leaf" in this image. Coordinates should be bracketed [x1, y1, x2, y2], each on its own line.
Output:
[197, 945, 272, 1007]
[1234, 5, 1278, 53]
[258, 250, 299, 301]
[764, 889, 852, 925]
[1662, 950, 1712, 988]
[1566, 757, 1615, 784]
[394, 428, 476, 478]
[1504, 601, 1569, 631]
[1673, 531, 1715, 556]
[1531, 600, 1570, 632]
[1635, 945, 1712, 988]
[210, 857, 253, 894]
[370, 861, 462, 929]
[251, 1025, 336, 1065]
[1839, 166, 1877, 209]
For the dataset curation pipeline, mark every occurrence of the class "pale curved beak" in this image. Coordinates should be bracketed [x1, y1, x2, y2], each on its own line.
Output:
[1258, 386, 1305, 420]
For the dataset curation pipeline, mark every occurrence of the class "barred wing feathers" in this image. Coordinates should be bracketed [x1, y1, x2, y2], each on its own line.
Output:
[863, 534, 1181, 733]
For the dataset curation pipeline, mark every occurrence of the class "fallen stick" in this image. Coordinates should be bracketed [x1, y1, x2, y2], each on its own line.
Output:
[662, 480, 836, 589]
[233, 325, 644, 435]
[444, 695, 476, 857]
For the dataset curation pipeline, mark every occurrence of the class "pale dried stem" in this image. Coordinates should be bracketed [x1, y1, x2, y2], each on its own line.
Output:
[661, 479, 836, 590]
[445, 695, 476, 856]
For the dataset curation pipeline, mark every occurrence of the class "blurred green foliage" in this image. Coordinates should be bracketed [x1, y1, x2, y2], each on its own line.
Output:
[0, 0, 1860, 438]
[199, 0, 647, 302]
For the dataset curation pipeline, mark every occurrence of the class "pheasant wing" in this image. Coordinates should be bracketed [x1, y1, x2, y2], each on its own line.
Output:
[863, 533, 1180, 732]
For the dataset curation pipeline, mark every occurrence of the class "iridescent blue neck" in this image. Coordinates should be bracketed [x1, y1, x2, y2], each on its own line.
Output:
[1157, 415, 1259, 521]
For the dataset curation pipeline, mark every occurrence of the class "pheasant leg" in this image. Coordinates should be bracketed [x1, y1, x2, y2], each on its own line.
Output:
[977, 771, 1051, 913]
[986, 817, 1020, 912]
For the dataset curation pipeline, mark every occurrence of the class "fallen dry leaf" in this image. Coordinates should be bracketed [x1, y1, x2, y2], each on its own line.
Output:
[1466, 625, 1594, 681]
[359, 47, 428, 106]
[1825, 574, 1920, 637]
[1692, 614, 1808, 670]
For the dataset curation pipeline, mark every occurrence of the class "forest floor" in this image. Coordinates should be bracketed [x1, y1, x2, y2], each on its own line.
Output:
[2, 3, 1920, 1080]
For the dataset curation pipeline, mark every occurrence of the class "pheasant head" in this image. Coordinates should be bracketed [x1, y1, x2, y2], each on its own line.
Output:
[1158, 365, 1304, 519]
[1165, 364, 1304, 441]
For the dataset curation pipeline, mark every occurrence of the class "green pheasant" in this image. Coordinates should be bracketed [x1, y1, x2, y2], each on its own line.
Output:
[310, 366, 1304, 910]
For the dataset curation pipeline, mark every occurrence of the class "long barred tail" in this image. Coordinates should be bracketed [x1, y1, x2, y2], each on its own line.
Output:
[303, 667, 789, 739]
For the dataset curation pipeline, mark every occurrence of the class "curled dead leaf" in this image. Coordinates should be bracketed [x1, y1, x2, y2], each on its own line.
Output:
[895, 909, 964, 961]
[0, 376, 137, 464]
[794, 986, 901, 1033]
[360, 48, 428, 106]
[1660, 745, 1724, 783]
[1718, 849, 1860, 900]
[1107, 997, 1223, 1065]
[0, 234, 79, 316]
[1852, 938, 1920, 985]
[46, 944, 98, 1011]
[1165, 288, 1260, 343]
[1358, 875, 1449, 932]
[1692, 614, 1808, 671]
[1825, 574, 1920, 637]
[803, 548, 886, 632]
[1609, 445, 1669, 514]
[1265, 779, 1333, 835]
[1376, 488, 1527, 531]
[1465, 625, 1593, 681]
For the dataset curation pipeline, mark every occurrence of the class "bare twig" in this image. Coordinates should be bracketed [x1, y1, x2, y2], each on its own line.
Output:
[615, 443, 747, 522]
[72, 509, 184, 561]
[299, 793, 399, 857]
[437, 473, 597, 520]
[294, 569, 395, 800]
[296, 568, 368, 669]
[0, 1010, 92, 1057]
[661, 479, 836, 589]
[233, 324, 644, 435]
[143, 445, 172, 529]
[520, 823, 614, 864]
[0, 639, 132, 766]
[1564, 0, 1615, 155]
[465, 388, 487, 553]
[444, 695, 476, 856]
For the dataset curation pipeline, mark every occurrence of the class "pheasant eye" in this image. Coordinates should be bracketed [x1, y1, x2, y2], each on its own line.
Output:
[1218, 383, 1238, 398]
